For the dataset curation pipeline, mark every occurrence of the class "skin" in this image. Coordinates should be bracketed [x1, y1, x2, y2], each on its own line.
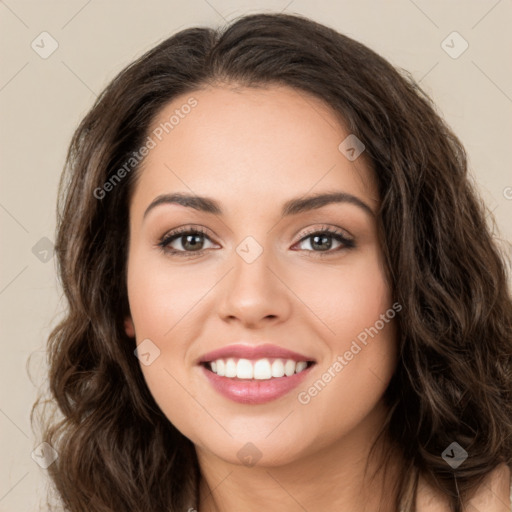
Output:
[123, 84, 511, 511]
[416, 464, 511, 511]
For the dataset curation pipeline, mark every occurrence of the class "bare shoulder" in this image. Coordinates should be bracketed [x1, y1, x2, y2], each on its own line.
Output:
[416, 473, 451, 512]
[465, 464, 511, 512]
[416, 464, 511, 512]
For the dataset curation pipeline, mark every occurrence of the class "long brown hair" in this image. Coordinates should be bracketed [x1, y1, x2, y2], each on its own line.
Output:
[32, 12, 512, 511]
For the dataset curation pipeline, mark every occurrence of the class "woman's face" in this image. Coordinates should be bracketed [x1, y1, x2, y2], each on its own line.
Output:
[124, 84, 398, 467]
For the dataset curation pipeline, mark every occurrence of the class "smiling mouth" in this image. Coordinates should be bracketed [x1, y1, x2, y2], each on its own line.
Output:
[201, 357, 316, 380]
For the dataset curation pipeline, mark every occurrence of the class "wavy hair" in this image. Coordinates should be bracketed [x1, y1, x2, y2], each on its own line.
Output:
[32, 12, 512, 512]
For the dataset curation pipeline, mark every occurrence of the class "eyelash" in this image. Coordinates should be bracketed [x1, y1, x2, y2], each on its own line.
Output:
[157, 224, 356, 258]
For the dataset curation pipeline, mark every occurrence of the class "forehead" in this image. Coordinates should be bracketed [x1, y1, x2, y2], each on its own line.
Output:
[130, 84, 377, 217]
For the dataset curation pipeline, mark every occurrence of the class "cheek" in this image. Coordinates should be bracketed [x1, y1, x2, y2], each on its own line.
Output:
[295, 314, 398, 453]
[335, 269, 392, 344]
[126, 253, 219, 430]
[126, 250, 213, 343]
[288, 250, 393, 346]
[291, 253, 397, 424]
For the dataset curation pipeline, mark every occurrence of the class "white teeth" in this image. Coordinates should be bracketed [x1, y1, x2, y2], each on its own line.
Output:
[236, 359, 253, 379]
[296, 361, 307, 373]
[253, 359, 271, 380]
[225, 358, 237, 378]
[284, 359, 296, 376]
[207, 357, 311, 380]
[271, 359, 285, 378]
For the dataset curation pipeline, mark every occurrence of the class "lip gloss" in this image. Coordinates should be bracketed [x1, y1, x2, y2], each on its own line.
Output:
[200, 364, 314, 404]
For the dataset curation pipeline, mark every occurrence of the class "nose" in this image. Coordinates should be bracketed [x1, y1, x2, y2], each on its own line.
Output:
[216, 242, 292, 329]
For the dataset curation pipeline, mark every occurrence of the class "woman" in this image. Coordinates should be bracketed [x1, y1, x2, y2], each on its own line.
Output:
[33, 12, 512, 512]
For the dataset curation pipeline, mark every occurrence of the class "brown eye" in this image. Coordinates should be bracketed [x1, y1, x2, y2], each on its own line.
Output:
[158, 227, 217, 256]
[294, 227, 355, 255]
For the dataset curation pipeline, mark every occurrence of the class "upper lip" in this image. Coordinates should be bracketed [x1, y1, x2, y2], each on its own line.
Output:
[197, 343, 316, 364]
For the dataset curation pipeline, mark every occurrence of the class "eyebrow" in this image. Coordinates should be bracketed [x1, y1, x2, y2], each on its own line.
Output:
[143, 191, 375, 220]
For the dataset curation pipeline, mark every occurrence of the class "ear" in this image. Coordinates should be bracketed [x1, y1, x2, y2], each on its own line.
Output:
[124, 316, 136, 338]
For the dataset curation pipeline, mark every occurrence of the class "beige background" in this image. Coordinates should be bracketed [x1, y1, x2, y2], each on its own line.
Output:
[1, 0, 511, 510]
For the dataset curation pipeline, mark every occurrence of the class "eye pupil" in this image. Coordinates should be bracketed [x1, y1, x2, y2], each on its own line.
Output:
[183, 234, 203, 251]
[311, 234, 332, 251]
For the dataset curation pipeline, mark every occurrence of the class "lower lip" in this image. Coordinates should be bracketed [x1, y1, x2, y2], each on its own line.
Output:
[200, 364, 315, 404]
